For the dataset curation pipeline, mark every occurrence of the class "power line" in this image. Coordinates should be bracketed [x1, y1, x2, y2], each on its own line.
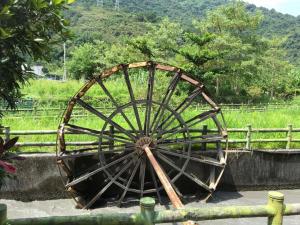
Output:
[115, 0, 119, 11]
[63, 42, 67, 81]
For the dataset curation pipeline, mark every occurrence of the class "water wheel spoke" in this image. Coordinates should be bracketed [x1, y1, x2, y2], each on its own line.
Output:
[84, 157, 137, 209]
[58, 150, 98, 160]
[144, 63, 155, 136]
[156, 152, 211, 192]
[155, 87, 203, 135]
[149, 160, 163, 204]
[76, 98, 137, 141]
[59, 146, 98, 155]
[65, 151, 136, 188]
[65, 123, 132, 144]
[146, 147, 184, 199]
[58, 146, 134, 160]
[96, 77, 140, 137]
[158, 135, 224, 146]
[156, 147, 225, 167]
[150, 71, 181, 134]
[156, 109, 219, 140]
[139, 157, 146, 198]
[122, 65, 143, 135]
[212, 115, 227, 137]
[216, 141, 226, 164]
[117, 159, 141, 206]
[64, 123, 100, 136]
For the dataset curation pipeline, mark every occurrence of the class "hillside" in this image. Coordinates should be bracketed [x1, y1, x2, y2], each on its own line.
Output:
[66, 0, 300, 65]
[65, 6, 151, 44]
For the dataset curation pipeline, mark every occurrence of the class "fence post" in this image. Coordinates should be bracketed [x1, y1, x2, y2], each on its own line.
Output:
[267, 191, 284, 225]
[246, 124, 252, 150]
[109, 125, 114, 151]
[0, 204, 7, 225]
[4, 126, 10, 142]
[140, 197, 155, 225]
[201, 125, 208, 151]
[286, 124, 292, 149]
[33, 106, 37, 115]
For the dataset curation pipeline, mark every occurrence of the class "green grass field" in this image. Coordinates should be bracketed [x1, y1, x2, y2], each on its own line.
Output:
[1, 79, 300, 152]
[2, 107, 300, 152]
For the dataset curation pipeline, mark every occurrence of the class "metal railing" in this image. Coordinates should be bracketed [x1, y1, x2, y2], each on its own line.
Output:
[1, 124, 300, 150]
[1, 192, 299, 225]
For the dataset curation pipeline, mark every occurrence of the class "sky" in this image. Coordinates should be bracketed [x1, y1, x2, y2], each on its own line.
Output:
[244, 0, 300, 16]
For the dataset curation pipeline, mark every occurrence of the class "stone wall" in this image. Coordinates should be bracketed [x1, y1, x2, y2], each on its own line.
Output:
[1, 151, 299, 201]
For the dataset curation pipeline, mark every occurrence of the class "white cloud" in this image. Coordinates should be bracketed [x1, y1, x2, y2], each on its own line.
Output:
[244, 0, 300, 16]
[244, 0, 284, 9]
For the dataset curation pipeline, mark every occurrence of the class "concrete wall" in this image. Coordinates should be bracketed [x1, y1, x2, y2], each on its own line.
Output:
[0, 154, 68, 201]
[221, 151, 300, 190]
[1, 151, 300, 201]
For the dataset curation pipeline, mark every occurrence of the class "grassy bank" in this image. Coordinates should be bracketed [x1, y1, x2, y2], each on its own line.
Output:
[1, 79, 300, 152]
[1, 107, 300, 152]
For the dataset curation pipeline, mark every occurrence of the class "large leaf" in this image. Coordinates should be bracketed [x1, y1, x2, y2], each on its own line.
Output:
[52, 0, 63, 5]
[0, 160, 16, 174]
[0, 27, 12, 39]
[67, 0, 76, 4]
[3, 137, 19, 151]
[3, 153, 25, 161]
[0, 137, 4, 156]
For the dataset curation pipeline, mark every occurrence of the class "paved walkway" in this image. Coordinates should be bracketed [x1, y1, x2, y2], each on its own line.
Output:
[1, 189, 300, 225]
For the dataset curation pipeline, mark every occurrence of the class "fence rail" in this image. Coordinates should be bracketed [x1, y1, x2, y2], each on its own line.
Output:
[1, 124, 300, 150]
[1, 102, 300, 114]
[1, 192, 299, 225]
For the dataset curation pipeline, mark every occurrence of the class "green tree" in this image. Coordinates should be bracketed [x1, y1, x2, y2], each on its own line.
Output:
[128, 18, 183, 61]
[176, 1, 270, 102]
[103, 42, 144, 67]
[0, 0, 74, 109]
[68, 41, 107, 80]
[258, 39, 294, 99]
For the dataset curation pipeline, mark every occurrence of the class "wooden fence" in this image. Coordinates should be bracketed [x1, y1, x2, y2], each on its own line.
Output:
[1, 102, 299, 114]
[1, 124, 300, 150]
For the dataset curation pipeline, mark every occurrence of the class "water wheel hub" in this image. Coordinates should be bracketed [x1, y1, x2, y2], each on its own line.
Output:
[135, 136, 156, 155]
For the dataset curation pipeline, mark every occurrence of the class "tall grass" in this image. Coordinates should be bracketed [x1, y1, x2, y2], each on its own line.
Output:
[2, 78, 300, 152]
[1, 107, 300, 152]
[19, 72, 182, 106]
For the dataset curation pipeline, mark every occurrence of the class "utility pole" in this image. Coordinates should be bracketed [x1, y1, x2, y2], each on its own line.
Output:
[96, 0, 103, 7]
[114, 0, 119, 11]
[63, 42, 67, 81]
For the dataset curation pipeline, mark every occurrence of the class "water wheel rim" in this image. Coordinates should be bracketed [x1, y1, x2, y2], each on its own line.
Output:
[56, 61, 228, 208]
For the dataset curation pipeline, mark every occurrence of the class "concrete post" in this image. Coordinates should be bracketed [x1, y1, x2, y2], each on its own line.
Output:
[0, 204, 7, 225]
[286, 124, 292, 149]
[140, 197, 155, 225]
[4, 126, 10, 142]
[267, 191, 284, 225]
[246, 124, 252, 150]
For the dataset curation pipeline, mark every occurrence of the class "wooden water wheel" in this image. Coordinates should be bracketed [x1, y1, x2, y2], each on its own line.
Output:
[56, 61, 227, 209]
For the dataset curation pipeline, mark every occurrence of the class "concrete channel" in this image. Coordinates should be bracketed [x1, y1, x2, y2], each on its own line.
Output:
[1, 151, 300, 200]
[1, 150, 300, 224]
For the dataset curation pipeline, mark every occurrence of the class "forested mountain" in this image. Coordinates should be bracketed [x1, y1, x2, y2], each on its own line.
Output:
[66, 0, 300, 65]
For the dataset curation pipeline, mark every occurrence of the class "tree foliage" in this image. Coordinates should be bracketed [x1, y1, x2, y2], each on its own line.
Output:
[68, 0, 300, 66]
[0, 0, 73, 108]
[68, 41, 107, 80]
[60, 1, 300, 103]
